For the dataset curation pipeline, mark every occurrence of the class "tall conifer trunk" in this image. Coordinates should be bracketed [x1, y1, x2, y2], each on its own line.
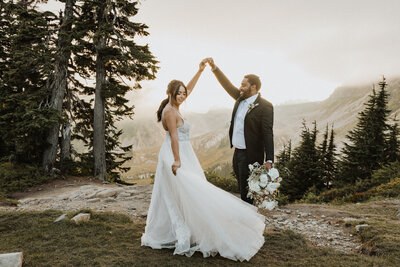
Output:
[93, 2, 107, 180]
[42, 0, 75, 171]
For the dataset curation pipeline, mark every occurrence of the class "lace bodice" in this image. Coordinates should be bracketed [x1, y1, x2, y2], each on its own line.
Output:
[166, 120, 190, 142]
[162, 106, 190, 142]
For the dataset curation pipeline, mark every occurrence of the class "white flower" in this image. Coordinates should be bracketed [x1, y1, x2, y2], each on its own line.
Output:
[266, 182, 280, 194]
[267, 168, 280, 180]
[260, 200, 276, 210]
[248, 164, 254, 172]
[249, 180, 261, 193]
[259, 174, 269, 187]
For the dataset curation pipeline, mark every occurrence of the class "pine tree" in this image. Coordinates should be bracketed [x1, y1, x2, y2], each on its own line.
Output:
[385, 119, 400, 162]
[275, 140, 291, 170]
[339, 77, 390, 185]
[280, 121, 321, 201]
[42, 0, 76, 171]
[319, 124, 337, 189]
[0, 1, 59, 164]
[73, 0, 158, 180]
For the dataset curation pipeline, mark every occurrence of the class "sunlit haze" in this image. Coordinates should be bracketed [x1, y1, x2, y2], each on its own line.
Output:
[43, 0, 400, 113]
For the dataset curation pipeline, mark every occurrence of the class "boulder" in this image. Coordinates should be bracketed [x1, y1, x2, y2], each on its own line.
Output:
[71, 213, 91, 224]
[94, 188, 123, 199]
[355, 224, 369, 232]
[0, 252, 23, 267]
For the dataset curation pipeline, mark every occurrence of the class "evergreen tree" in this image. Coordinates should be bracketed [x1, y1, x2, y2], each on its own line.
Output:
[275, 140, 291, 170]
[385, 119, 400, 162]
[42, 0, 76, 171]
[339, 77, 390, 185]
[319, 124, 337, 189]
[280, 121, 321, 201]
[0, 1, 58, 164]
[74, 0, 158, 180]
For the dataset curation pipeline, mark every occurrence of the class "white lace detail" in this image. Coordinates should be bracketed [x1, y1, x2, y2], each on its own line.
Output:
[165, 120, 190, 142]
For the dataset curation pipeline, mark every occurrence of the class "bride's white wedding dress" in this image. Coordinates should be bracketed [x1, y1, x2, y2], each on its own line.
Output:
[141, 108, 266, 262]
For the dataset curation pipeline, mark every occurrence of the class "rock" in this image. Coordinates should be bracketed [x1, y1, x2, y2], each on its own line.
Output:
[118, 192, 131, 198]
[19, 198, 34, 204]
[0, 252, 23, 267]
[54, 214, 67, 223]
[71, 213, 91, 224]
[355, 224, 369, 232]
[343, 217, 358, 223]
[307, 213, 312, 216]
[321, 215, 326, 218]
[396, 209, 400, 217]
[285, 210, 292, 214]
[128, 207, 136, 210]
[104, 197, 116, 203]
[87, 198, 100, 203]
[95, 188, 123, 198]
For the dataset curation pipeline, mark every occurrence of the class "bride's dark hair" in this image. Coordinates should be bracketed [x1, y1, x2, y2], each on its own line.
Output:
[157, 80, 187, 122]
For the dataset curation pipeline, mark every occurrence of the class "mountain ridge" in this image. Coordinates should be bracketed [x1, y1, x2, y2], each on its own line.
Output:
[122, 77, 400, 178]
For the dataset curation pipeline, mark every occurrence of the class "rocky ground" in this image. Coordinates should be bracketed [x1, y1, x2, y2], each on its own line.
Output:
[1, 177, 379, 254]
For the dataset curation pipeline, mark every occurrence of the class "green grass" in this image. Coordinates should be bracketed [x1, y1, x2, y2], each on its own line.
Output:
[0, 209, 395, 266]
[336, 200, 400, 265]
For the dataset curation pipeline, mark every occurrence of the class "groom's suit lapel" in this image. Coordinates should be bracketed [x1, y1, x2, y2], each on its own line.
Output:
[232, 94, 261, 125]
[245, 94, 261, 118]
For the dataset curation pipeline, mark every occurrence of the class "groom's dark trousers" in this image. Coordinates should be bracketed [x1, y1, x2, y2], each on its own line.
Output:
[233, 148, 253, 204]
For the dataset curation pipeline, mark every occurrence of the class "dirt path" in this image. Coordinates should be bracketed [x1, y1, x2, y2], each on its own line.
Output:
[1, 177, 370, 253]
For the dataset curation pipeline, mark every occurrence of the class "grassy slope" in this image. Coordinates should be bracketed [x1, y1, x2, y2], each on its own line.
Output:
[0, 209, 394, 267]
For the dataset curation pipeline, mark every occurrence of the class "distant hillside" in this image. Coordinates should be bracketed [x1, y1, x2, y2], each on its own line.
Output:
[121, 77, 400, 178]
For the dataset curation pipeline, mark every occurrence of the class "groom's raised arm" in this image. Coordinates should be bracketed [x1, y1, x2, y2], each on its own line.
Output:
[206, 58, 240, 100]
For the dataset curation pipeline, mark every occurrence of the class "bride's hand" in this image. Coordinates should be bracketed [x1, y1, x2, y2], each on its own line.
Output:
[199, 59, 207, 71]
[172, 160, 181, 175]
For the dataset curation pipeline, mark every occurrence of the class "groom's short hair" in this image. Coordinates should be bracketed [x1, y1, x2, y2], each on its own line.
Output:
[244, 74, 261, 91]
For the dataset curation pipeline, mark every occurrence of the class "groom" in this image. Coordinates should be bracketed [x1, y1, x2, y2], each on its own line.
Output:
[204, 58, 274, 204]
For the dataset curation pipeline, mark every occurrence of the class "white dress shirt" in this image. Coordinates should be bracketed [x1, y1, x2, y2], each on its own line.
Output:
[232, 94, 258, 149]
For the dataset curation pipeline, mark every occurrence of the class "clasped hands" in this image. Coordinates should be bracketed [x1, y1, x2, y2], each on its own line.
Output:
[198, 57, 216, 72]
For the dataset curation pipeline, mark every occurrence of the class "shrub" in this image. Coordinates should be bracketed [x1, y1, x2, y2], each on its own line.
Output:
[368, 178, 400, 198]
[0, 162, 52, 195]
[277, 193, 290, 206]
[205, 171, 239, 193]
[317, 185, 355, 202]
[371, 161, 400, 185]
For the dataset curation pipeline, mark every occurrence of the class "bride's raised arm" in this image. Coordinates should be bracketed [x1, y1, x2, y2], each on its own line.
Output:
[186, 59, 207, 96]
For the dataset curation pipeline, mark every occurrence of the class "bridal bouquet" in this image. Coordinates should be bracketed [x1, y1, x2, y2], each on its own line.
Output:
[246, 162, 281, 210]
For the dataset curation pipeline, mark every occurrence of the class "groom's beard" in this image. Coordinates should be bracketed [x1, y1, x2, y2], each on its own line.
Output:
[240, 88, 252, 99]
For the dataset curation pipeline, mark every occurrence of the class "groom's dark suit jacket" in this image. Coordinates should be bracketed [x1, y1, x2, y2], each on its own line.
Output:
[212, 67, 274, 165]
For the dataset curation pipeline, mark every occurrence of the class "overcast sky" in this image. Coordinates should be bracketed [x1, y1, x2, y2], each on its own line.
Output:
[44, 0, 400, 113]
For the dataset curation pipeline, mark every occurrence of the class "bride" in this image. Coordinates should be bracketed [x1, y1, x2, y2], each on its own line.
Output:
[141, 60, 266, 262]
